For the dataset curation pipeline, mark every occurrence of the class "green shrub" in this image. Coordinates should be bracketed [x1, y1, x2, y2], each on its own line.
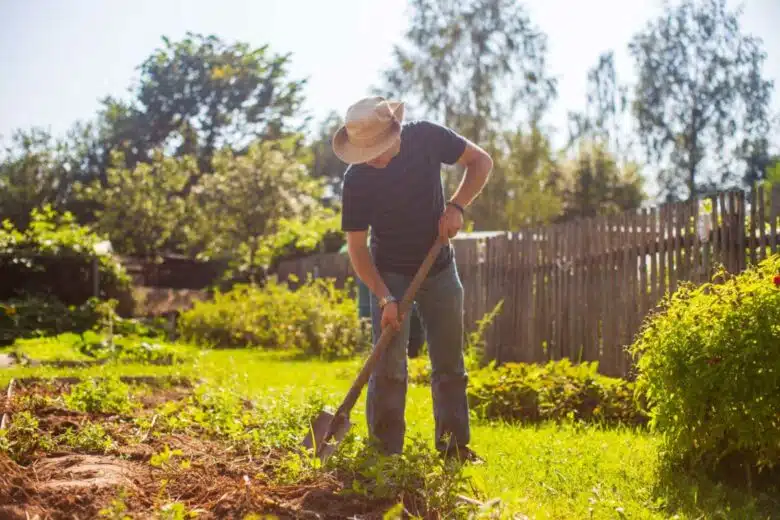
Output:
[630, 255, 780, 476]
[177, 277, 370, 358]
[0, 205, 134, 321]
[466, 359, 647, 426]
[0, 294, 105, 345]
[0, 295, 166, 347]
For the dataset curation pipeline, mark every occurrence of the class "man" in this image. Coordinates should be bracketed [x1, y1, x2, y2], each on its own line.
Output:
[332, 96, 492, 461]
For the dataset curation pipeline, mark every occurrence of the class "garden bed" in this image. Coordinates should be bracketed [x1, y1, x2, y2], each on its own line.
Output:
[0, 377, 427, 519]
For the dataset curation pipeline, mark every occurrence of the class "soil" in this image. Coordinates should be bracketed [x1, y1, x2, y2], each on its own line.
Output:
[0, 378, 402, 520]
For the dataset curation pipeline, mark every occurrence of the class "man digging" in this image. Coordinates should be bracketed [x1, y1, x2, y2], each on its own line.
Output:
[332, 96, 493, 462]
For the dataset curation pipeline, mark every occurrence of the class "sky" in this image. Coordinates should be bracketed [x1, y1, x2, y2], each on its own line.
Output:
[1, 0, 779, 159]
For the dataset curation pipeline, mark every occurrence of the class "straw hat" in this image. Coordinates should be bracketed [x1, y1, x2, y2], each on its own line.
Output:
[332, 96, 405, 164]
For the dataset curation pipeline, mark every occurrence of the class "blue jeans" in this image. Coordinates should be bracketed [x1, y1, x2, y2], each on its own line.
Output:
[367, 259, 470, 454]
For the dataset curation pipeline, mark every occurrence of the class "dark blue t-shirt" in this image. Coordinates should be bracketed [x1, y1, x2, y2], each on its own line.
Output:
[340, 120, 467, 276]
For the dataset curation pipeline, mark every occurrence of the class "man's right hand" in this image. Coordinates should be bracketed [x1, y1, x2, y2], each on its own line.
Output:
[381, 301, 401, 332]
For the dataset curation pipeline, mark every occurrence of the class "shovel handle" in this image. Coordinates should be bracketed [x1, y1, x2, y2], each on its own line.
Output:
[335, 236, 449, 417]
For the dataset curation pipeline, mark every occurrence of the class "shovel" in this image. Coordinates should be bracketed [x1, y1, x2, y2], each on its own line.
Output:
[301, 236, 448, 462]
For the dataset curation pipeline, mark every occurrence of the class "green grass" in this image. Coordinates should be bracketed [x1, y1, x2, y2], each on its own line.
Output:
[1, 346, 777, 519]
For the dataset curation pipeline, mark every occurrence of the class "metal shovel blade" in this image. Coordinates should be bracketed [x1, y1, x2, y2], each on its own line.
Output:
[301, 410, 351, 462]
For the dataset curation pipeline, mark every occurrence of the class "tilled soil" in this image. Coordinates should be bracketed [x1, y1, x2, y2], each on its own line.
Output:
[0, 379, 401, 520]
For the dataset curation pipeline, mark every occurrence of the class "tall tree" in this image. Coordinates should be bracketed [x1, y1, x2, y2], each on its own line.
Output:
[75, 33, 307, 189]
[377, 0, 557, 145]
[308, 111, 347, 203]
[567, 51, 633, 162]
[629, 0, 773, 201]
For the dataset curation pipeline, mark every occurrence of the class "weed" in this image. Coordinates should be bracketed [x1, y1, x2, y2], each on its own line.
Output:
[64, 376, 138, 415]
[57, 421, 115, 453]
[331, 434, 480, 518]
[157, 501, 199, 520]
[98, 488, 133, 520]
[0, 410, 53, 464]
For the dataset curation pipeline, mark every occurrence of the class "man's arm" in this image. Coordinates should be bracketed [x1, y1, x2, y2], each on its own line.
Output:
[345, 230, 392, 302]
[449, 139, 493, 209]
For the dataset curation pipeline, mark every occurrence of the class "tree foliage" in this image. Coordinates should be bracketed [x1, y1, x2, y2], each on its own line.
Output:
[378, 0, 557, 144]
[468, 127, 564, 230]
[188, 137, 323, 281]
[557, 141, 646, 221]
[307, 111, 347, 202]
[74, 150, 195, 258]
[567, 51, 634, 163]
[0, 129, 80, 228]
[75, 33, 307, 190]
[629, 0, 774, 201]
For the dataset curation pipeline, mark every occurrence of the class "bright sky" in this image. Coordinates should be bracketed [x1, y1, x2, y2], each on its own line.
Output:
[1, 0, 779, 157]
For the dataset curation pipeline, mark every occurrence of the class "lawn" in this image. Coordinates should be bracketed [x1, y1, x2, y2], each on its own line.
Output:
[2, 345, 776, 519]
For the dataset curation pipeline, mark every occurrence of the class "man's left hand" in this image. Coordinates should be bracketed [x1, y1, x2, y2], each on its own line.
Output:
[439, 203, 464, 240]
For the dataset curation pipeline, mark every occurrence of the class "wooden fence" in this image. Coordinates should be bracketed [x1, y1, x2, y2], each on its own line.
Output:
[276, 184, 780, 377]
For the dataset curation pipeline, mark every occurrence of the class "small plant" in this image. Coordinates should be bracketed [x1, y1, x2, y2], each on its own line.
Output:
[331, 434, 480, 518]
[57, 422, 115, 454]
[64, 377, 137, 415]
[0, 410, 53, 464]
[98, 488, 133, 520]
[630, 254, 780, 479]
[465, 300, 504, 370]
[157, 501, 198, 520]
[150, 445, 189, 471]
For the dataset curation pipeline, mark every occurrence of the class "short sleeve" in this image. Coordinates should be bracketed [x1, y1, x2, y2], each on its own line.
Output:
[418, 120, 468, 165]
[340, 170, 370, 232]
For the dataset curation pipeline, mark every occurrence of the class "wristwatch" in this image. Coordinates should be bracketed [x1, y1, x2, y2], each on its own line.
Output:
[378, 295, 397, 309]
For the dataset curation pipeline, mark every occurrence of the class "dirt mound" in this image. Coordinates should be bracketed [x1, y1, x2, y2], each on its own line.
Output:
[35, 454, 142, 491]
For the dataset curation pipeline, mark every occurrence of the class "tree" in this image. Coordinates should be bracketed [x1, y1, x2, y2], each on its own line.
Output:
[557, 141, 646, 222]
[467, 126, 564, 230]
[629, 0, 774, 201]
[567, 51, 633, 162]
[0, 128, 80, 228]
[188, 136, 323, 282]
[377, 0, 557, 145]
[73, 150, 194, 258]
[308, 111, 347, 202]
[75, 33, 307, 191]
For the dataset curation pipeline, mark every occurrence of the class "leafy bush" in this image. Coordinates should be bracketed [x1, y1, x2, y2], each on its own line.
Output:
[177, 277, 371, 358]
[0, 205, 134, 317]
[0, 294, 109, 346]
[630, 255, 780, 477]
[0, 294, 166, 347]
[466, 359, 647, 426]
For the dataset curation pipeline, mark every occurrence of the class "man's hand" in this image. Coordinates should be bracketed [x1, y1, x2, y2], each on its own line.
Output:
[381, 301, 401, 332]
[439, 203, 464, 240]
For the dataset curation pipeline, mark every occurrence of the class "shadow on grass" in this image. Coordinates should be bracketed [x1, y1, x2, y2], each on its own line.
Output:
[654, 459, 780, 519]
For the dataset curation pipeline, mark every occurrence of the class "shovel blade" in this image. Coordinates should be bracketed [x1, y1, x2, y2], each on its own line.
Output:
[302, 410, 351, 462]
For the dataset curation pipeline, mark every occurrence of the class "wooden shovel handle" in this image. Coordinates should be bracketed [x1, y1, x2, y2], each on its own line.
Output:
[335, 236, 448, 417]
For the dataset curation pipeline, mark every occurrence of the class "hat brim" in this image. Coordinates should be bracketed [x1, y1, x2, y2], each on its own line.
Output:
[332, 101, 404, 164]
